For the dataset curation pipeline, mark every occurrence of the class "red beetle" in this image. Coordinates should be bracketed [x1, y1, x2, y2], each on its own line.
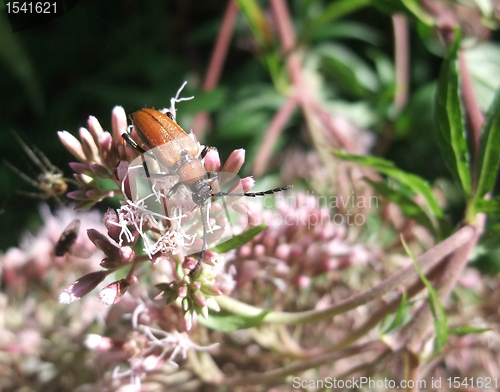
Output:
[123, 108, 292, 275]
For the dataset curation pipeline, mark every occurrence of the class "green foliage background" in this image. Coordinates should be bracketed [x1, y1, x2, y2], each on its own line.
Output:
[1, 0, 500, 262]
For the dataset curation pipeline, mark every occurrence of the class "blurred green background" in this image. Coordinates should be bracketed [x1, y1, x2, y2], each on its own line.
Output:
[1, 0, 499, 256]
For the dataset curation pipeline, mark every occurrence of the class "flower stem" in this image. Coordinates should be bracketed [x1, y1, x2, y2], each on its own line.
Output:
[217, 225, 475, 325]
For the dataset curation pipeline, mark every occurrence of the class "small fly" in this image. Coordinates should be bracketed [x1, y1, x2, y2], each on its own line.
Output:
[55, 219, 81, 257]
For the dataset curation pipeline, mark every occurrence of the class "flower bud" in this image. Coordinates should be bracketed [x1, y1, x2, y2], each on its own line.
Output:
[89, 163, 111, 178]
[199, 305, 209, 319]
[67, 190, 89, 201]
[69, 162, 92, 175]
[98, 277, 133, 306]
[182, 298, 190, 312]
[119, 246, 135, 263]
[79, 127, 100, 163]
[126, 274, 138, 286]
[73, 173, 94, 186]
[200, 283, 222, 297]
[240, 176, 255, 192]
[178, 285, 188, 298]
[76, 200, 98, 210]
[193, 291, 207, 308]
[58, 131, 86, 162]
[182, 257, 197, 271]
[112, 106, 128, 147]
[84, 334, 113, 351]
[99, 132, 117, 169]
[295, 275, 311, 288]
[238, 245, 252, 258]
[87, 115, 104, 142]
[207, 297, 221, 312]
[231, 201, 249, 215]
[104, 209, 121, 242]
[222, 149, 245, 174]
[59, 270, 109, 304]
[276, 243, 291, 261]
[253, 244, 265, 258]
[184, 311, 193, 331]
[87, 229, 120, 258]
[204, 149, 221, 172]
[86, 189, 112, 201]
[100, 257, 123, 270]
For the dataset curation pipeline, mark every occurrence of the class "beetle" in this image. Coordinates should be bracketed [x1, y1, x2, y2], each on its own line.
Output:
[122, 108, 292, 275]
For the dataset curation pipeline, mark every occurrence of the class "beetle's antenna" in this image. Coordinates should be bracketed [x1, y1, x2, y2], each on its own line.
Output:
[187, 185, 293, 275]
[169, 81, 194, 119]
[212, 185, 293, 198]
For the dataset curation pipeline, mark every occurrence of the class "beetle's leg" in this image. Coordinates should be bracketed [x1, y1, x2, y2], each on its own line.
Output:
[205, 171, 218, 180]
[121, 133, 147, 154]
[200, 146, 219, 160]
[165, 181, 183, 199]
[121, 133, 152, 177]
[189, 202, 207, 276]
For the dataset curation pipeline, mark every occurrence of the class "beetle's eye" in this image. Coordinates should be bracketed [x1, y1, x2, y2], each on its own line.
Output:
[166, 112, 175, 121]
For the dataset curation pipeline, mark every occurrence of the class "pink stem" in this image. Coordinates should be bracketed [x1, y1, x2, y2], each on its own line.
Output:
[252, 96, 298, 177]
[203, 1, 239, 90]
[192, 1, 239, 138]
[270, 0, 305, 93]
[393, 13, 410, 109]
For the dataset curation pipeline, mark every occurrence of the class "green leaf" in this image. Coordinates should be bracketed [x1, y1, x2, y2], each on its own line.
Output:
[401, 0, 434, 25]
[382, 291, 409, 334]
[474, 198, 500, 215]
[218, 86, 286, 138]
[449, 326, 491, 336]
[401, 237, 448, 352]
[235, 0, 272, 48]
[435, 30, 472, 196]
[303, 0, 371, 39]
[475, 87, 500, 201]
[318, 43, 380, 98]
[198, 309, 270, 332]
[367, 179, 438, 236]
[310, 21, 382, 46]
[334, 151, 443, 219]
[211, 223, 266, 254]
[235, 0, 288, 91]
